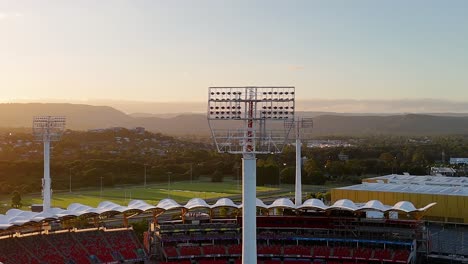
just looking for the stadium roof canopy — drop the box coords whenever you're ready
[0,197,436,230]
[340,182,468,197]
[366,174,468,187]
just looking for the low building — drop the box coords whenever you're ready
[450,158,468,165]
[333,174,468,223]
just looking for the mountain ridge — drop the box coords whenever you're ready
[2,103,468,136]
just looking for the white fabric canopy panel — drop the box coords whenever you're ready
[0,198,436,230]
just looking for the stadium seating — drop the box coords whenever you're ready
[47,232,91,264]
[331,246,352,259]
[354,247,372,260]
[283,260,310,264]
[18,234,65,264]
[198,260,228,264]
[283,245,311,256]
[180,246,203,256]
[0,238,40,264]
[203,245,227,255]
[264,260,282,264]
[74,231,115,263]
[258,244,282,255]
[393,249,410,263]
[104,230,141,259]
[312,246,330,257]
[372,248,392,261]
[163,246,179,258]
[228,244,242,255]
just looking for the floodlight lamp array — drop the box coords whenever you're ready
[33,116,66,141]
[208,87,295,120]
[208,87,296,155]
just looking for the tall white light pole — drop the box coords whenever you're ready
[286,118,313,207]
[208,87,295,264]
[33,116,66,212]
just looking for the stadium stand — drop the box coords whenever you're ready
[154,214,419,264]
[47,232,91,264]
[18,234,65,264]
[0,229,146,264]
[0,237,40,264]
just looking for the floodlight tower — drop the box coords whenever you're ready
[286,117,313,207]
[33,116,66,212]
[208,87,295,264]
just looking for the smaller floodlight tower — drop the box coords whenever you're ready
[33,116,66,212]
[285,117,313,206]
[208,87,295,264]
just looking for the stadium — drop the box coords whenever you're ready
[0,88,457,264]
[0,196,435,264]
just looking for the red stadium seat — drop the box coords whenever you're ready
[372,248,392,261]
[0,238,38,264]
[332,246,352,259]
[284,245,311,256]
[393,249,410,263]
[264,260,282,264]
[163,246,179,258]
[179,246,202,256]
[257,245,282,255]
[354,247,372,260]
[104,230,142,260]
[16,235,65,264]
[228,244,242,255]
[312,246,330,258]
[199,260,228,264]
[74,231,115,262]
[203,245,227,255]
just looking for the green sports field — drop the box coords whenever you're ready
[0,178,279,213]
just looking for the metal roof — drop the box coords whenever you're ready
[367,174,468,187]
[339,182,468,197]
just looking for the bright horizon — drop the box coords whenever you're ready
[1,1,468,103]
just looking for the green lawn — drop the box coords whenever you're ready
[1,178,278,213]
[0,178,344,214]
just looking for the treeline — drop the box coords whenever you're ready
[1,134,468,196]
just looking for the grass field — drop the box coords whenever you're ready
[0,178,279,213]
[0,176,347,214]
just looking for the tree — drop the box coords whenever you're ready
[279,167,295,184]
[379,152,394,165]
[11,190,22,208]
[306,170,327,185]
[211,170,224,182]
[303,158,319,175]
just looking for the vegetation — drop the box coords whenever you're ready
[1,128,468,212]
[11,190,22,208]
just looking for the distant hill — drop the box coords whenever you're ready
[2,103,468,136]
[0,103,133,130]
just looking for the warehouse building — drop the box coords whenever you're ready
[332,174,468,223]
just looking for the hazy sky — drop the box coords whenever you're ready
[1,1,467,102]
